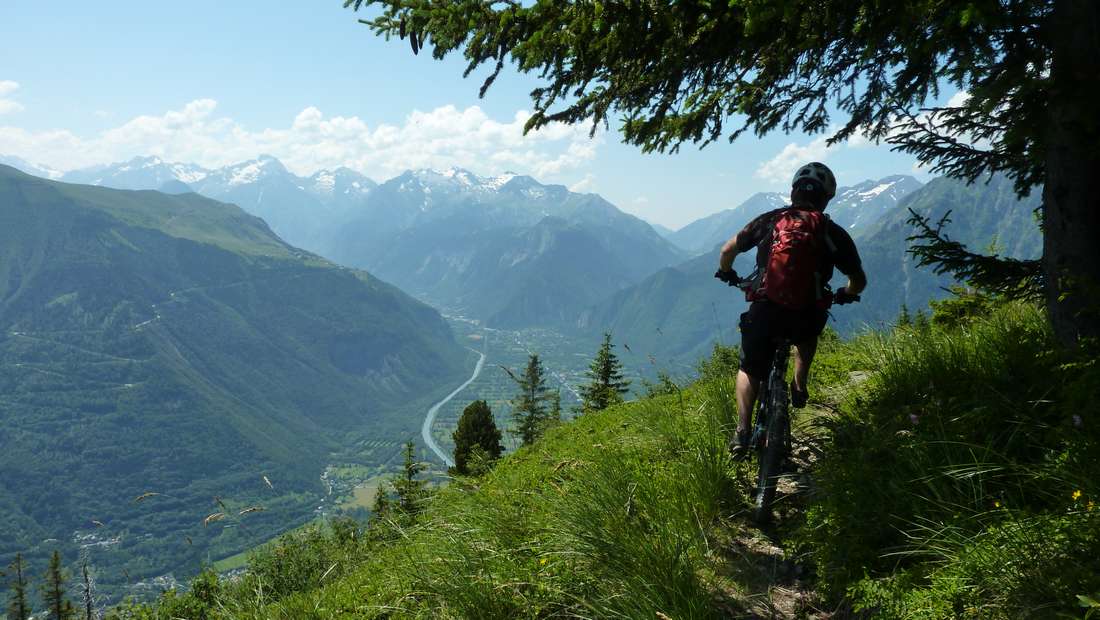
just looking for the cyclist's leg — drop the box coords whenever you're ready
[736,302,776,439]
[736,368,760,433]
[792,338,818,394]
[791,308,829,406]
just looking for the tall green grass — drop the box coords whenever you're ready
[112,369,757,618]
[801,301,1100,617]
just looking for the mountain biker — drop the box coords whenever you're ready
[715,162,867,458]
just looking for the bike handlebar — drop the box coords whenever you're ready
[715,269,862,305]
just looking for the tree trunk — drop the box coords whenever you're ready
[1044,0,1100,345]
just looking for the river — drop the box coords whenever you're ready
[421,346,487,467]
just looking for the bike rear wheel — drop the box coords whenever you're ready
[754,371,789,523]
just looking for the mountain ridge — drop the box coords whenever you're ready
[0,164,468,598]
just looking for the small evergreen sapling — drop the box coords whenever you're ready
[896,304,912,328]
[392,441,427,516]
[503,354,555,446]
[451,400,503,476]
[41,551,73,620]
[4,553,30,620]
[579,333,630,413]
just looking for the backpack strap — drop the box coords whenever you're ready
[821,213,838,254]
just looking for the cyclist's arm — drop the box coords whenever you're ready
[829,221,867,295]
[845,269,867,295]
[718,234,741,272]
[719,212,771,272]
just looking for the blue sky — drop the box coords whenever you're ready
[1,2,940,228]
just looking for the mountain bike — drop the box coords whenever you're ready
[751,336,795,523]
[716,269,859,522]
[750,294,860,523]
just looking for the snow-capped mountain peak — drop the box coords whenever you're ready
[826,175,923,231]
[223,155,287,186]
[485,171,518,190]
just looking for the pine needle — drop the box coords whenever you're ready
[238,506,266,516]
[203,512,226,527]
[133,492,161,503]
[262,475,274,490]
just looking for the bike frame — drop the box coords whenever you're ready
[752,339,794,523]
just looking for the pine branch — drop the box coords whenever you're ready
[906,209,1043,299]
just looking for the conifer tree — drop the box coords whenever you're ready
[897,304,912,328]
[370,484,391,518]
[4,553,30,620]
[579,333,630,413]
[451,400,503,475]
[914,309,931,332]
[391,441,427,516]
[41,551,72,620]
[504,354,554,446]
[347,0,1100,345]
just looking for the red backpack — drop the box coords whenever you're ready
[749,208,832,309]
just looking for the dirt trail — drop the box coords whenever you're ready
[717,403,842,619]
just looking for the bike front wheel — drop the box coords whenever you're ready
[753,382,788,523]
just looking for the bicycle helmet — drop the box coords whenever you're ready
[791,162,837,200]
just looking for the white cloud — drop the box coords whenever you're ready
[0,80,23,115]
[0,99,601,181]
[946,90,971,108]
[754,135,831,184]
[569,173,596,193]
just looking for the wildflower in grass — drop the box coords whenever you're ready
[994,500,1002,508]
[539,558,548,566]
[1073,490,1083,501]
[909,413,920,426]
[1089,501,1095,512]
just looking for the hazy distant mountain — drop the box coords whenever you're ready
[647,221,677,238]
[60,155,378,253]
[326,168,687,326]
[48,157,685,326]
[61,155,208,189]
[837,173,1041,332]
[666,176,922,256]
[0,154,63,179]
[667,192,788,255]
[0,164,466,596]
[827,175,925,234]
[157,179,193,194]
[579,174,1039,369]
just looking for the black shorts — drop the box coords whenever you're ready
[738,301,828,379]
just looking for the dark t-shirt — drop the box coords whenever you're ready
[734,207,862,284]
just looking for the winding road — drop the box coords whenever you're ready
[421,346,486,467]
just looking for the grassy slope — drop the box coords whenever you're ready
[124,300,1100,619]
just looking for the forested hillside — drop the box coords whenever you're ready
[0,165,468,598]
